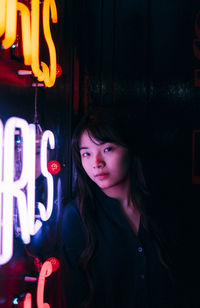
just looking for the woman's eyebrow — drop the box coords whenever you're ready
[79,146,89,150]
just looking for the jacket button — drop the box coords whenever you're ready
[138,247,143,253]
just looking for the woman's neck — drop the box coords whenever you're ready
[101,175,140,235]
[101,175,131,209]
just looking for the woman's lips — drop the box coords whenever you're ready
[95,173,109,179]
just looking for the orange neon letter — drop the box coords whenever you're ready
[0,0,58,88]
[0,0,6,37]
[41,0,58,87]
[31,0,58,87]
[2,0,17,49]
[17,2,32,65]
[31,0,45,82]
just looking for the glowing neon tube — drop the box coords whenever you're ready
[27,124,42,235]
[23,258,59,308]
[17,3,32,66]
[38,130,55,221]
[0,117,16,264]
[31,0,45,81]
[0,0,6,37]
[23,293,32,308]
[41,0,58,87]
[2,0,17,49]
[0,120,3,181]
[37,260,54,308]
[0,120,3,262]
[0,117,55,265]
[4,117,31,245]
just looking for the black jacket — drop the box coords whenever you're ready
[61,189,188,308]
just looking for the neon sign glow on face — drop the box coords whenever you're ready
[0,117,55,265]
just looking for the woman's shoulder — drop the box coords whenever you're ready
[61,200,86,252]
[62,200,80,221]
[62,200,84,233]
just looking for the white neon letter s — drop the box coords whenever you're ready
[38,130,55,221]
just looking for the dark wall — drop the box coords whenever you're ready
[66,0,198,211]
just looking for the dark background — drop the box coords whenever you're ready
[0,0,199,307]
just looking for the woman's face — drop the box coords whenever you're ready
[79,130,131,192]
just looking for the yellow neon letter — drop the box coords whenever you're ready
[31,0,45,81]
[0,0,6,37]
[17,2,32,65]
[41,0,57,87]
[0,0,58,88]
[2,0,17,49]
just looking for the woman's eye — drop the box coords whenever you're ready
[82,152,90,157]
[104,147,112,152]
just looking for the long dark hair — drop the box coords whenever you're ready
[71,105,172,306]
[72,106,149,257]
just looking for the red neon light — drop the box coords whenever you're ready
[56,64,62,78]
[47,160,61,174]
[23,293,32,308]
[23,258,60,308]
[47,256,60,271]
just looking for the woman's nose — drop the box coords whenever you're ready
[93,154,105,169]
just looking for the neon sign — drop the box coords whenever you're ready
[0,0,58,88]
[0,116,55,265]
[23,257,60,308]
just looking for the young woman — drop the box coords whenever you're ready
[61,106,180,308]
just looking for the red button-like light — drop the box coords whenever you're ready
[56,64,62,77]
[47,160,61,174]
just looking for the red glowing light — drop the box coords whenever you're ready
[46,257,60,272]
[47,160,61,174]
[23,293,32,308]
[56,64,62,77]
[23,258,60,308]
